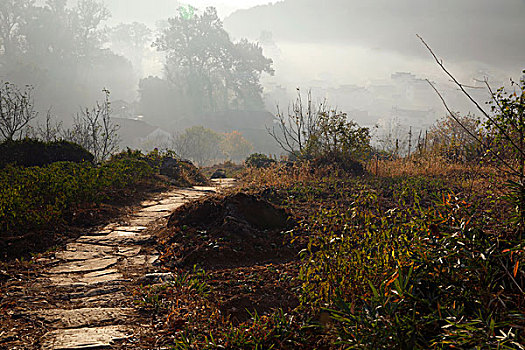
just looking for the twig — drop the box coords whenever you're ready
[425,79,519,177]
[417,34,525,159]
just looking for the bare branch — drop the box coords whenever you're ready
[426,79,519,176]
[417,34,525,159]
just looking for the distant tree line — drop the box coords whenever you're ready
[0,1,274,130]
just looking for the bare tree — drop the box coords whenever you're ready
[0,82,38,141]
[33,109,63,142]
[65,89,119,161]
[267,89,325,157]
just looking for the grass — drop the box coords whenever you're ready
[150,156,524,348]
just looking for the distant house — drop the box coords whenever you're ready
[113,117,158,149]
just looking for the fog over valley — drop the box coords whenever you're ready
[2,0,524,157]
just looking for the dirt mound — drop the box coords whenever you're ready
[161,193,295,269]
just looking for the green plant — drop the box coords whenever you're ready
[245,153,276,168]
[267,89,370,163]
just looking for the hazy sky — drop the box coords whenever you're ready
[102,0,275,24]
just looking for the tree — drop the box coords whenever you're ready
[221,130,253,161]
[0,82,37,141]
[72,0,110,56]
[0,0,35,58]
[172,126,222,166]
[153,7,273,115]
[65,89,120,162]
[426,113,483,162]
[109,22,152,75]
[268,89,370,161]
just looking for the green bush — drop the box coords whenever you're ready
[0,139,94,168]
[0,157,153,235]
[298,177,524,348]
[245,153,276,168]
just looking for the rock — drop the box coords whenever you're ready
[36,308,134,329]
[46,269,127,287]
[41,325,131,350]
[137,272,174,285]
[211,168,227,179]
[111,226,147,233]
[77,233,152,246]
[48,258,118,274]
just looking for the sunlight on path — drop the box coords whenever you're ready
[10,179,234,349]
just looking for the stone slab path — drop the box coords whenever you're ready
[2,179,234,350]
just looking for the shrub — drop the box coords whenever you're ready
[245,153,276,168]
[0,139,94,168]
[0,157,153,236]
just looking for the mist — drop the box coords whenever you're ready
[2,0,524,157]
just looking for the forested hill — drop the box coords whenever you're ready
[224,0,525,68]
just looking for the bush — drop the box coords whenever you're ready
[0,157,153,236]
[245,153,276,168]
[0,139,94,168]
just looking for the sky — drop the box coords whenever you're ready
[102,0,276,24]
[33,0,525,132]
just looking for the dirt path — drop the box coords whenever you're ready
[0,179,234,350]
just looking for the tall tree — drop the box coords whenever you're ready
[153,7,273,115]
[0,0,35,59]
[109,22,152,75]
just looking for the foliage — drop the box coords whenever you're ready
[296,175,524,348]
[221,131,253,162]
[171,126,223,166]
[173,309,312,350]
[0,157,153,236]
[268,89,370,162]
[64,89,120,162]
[0,0,136,114]
[0,138,94,168]
[425,113,484,162]
[419,37,525,238]
[485,75,525,236]
[245,153,276,168]
[153,7,273,114]
[0,82,37,141]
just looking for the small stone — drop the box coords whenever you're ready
[137,272,174,285]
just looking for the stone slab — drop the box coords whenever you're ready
[115,246,142,257]
[55,250,109,262]
[46,269,126,287]
[69,285,124,300]
[77,234,152,247]
[37,308,133,329]
[192,186,217,192]
[123,255,159,267]
[111,226,147,233]
[159,197,185,205]
[75,292,128,307]
[41,325,131,350]
[65,243,115,254]
[48,258,118,274]
[132,211,169,218]
[140,204,180,212]
[140,200,159,207]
